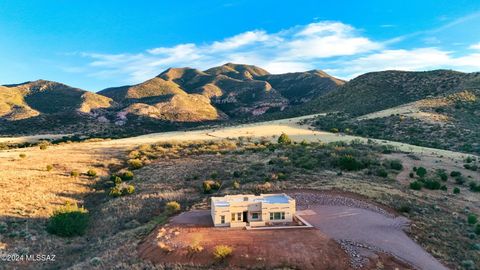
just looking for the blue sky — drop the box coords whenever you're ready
[1,0,480,91]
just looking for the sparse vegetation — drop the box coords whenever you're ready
[70,170,80,177]
[213,245,233,260]
[127,159,143,170]
[19,153,26,158]
[165,201,181,215]
[277,133,292,144]
[46,164,53,171]
[86,169,97,177]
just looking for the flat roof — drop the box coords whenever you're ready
[213,193,292,207]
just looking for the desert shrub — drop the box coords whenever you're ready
[453,187,460,194]
[410,181,422,190]
[19,153,26,159]
[337,155,365,171]
[465,156,475,163]
[440,185,447,191]
[475,224,480,235]
[469,182,480,192]
[121,170,134,181]
[409,172,414,178]
[467,214,478,225]
[423,179,441,190]
[70,170,80,177]
[385,159,403,170]
[376,168,388,178]
[46,164,53,172]
[86,169,97,177]
[436,169,448,181]
[416,167,427,178]
[213,245,233,260]
[233,180,240,189]
[455,176,466,185]
[397,204,411,213]
[256,182,273,192]
[127,159,143,170]
[110,175,122,185]
[39,144,48,150]
[464,164,478,171]
[330,128,339,133]
[450,171,462,177]
[277,133,292,144]
[188,240,204,253]
[109,183,135,197]
[203,180,221,194]
[128,150,141,159]
[46,202,89,237]
[166,201,181,214]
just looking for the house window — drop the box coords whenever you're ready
[237,212,242,221]
[251,213,259,219]
[220,215,225,224]
[231,213,236,221]
[270,212,285,220]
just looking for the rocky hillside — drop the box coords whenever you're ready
[307,70,480,116]
[309,70,480,154]
[0,80,112,120]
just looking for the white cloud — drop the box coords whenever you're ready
[469,42,480,50]
[332,48,480,79]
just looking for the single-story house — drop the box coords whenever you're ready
[210,193,296,227]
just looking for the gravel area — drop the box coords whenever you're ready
[291,191,448,270]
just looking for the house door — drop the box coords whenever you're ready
[243,211,248,222]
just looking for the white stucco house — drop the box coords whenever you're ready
[210,193,296,227]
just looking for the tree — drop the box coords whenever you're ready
[277,133,292,145]
[416,167,427,178]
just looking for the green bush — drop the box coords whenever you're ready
[436,169,448,181]
[213,245,233,260]
[70,170,80,177]
[86,169,97,177]
[19,153,26,159]
[475,224,480,235]
[467,214,477,225]
[409,172,414,178]
[46,164,53,172]
[46,202,89,237]
[165,201,181,214]
[453,187,460,194]
[455,176,466,185]
[450,171,462,177]
[109,183,135,197]
[469,182,480,192]
[121,171,134,181]
[376,168,388,178]
[337,155,364,171]
[203,180,221,194]
[386,159,403,170]
[277,133,292,145]
[423,179,441,190]
[127,159,143,170]
[410,181,422,190]
[416,167,427,178]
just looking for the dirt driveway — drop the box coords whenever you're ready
[291,192,448,270]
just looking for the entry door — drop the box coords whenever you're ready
[243,211,248,222]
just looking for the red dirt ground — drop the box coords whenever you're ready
[138,225,351,270]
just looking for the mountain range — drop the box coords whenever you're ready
[0,63,479,148]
